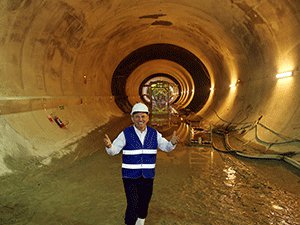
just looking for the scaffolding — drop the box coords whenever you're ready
[149,81,171,127]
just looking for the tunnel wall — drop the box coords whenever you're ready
[0,99,123,175]
[0,1,125,175]
[1,0,300,174]
[197,2,300,153]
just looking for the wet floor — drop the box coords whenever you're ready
[1,118,300,225]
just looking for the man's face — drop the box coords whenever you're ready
[131,112,149,131]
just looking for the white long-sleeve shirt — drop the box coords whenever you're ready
[106,126,176,156]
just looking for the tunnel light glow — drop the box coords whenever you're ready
[83,75,87,84]
[276,71,293,79]
[229,79,240,89]
[229,83,237,88]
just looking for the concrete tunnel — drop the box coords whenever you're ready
[1,0,300,224]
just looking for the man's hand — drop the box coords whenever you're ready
[170,131,180,145]
[104,134,112,148]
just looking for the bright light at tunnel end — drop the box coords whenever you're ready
[276,71,293,79]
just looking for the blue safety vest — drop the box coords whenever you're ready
[122,126,158,179]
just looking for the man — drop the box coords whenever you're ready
[104,102,179,225]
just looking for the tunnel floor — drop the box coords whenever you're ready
[0,117,300,225]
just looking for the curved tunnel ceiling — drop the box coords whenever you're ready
[0,0,300,168]
[111,43,211,113]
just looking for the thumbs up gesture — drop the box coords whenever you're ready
[170,131,180,145]
[104,134,112,148]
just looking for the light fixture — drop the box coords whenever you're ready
[229,79,240,88]
[83,74,87,84]
[276,71,293,79]
[229,83,237,88]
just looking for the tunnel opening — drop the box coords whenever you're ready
[112,43,211,113]
[148,80,173,127]
[138,74,182,128]
[139,73,181,105]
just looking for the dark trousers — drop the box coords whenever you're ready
[122,177,154,225]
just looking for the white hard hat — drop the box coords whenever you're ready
[131,103,149,115]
